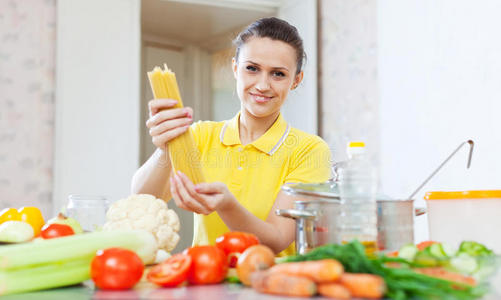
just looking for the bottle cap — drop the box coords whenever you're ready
[348,141,365,148]
[347,141,366,156]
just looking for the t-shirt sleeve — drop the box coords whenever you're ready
[284,137,333,184]
[189,120,205,152]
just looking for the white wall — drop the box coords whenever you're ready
[211,47,241,122]
[379,1,501,240]
[0,0,56,217]
[279,0,318,134]
[319,0,379,164]
[54,0,141,213]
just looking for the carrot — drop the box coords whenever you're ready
[339,273,386,299]
[318,283,351,299]
[269,259,344,283]
[413,267,476,286]
[250,270,317,297]
[416,240,438,251]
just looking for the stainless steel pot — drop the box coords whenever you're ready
[277,182,425,254]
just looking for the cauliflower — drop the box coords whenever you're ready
[103,194,181,253]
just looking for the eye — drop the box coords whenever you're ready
[246,65,258,72]
[272,71,286,77]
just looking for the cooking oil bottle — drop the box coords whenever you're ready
[338,141,378,256]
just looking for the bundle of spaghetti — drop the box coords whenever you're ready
[147,64,206,184]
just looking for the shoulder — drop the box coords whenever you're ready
[282,127,332,183]
[190,120,225,138]
[191,119,224,131]
[286,127,331,155]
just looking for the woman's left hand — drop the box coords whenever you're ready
[170,171,236,215]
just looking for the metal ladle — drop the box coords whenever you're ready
[408,140,475,200]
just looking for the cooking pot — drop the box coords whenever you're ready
[276,182,425,254]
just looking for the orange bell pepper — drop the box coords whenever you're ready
[0,206,45,236]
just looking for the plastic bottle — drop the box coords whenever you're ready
[337,141,378,255]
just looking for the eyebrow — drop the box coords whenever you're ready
[244,60,289,72]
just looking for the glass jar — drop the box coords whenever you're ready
[66,195,110,232]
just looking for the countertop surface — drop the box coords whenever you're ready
[0,281,324,300]
[2,278,501,300]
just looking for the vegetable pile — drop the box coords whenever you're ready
[282,241,491,300]
[146,231,260,287]
[235,242,387,299]
[0,198,497,300]
[395,240,498,283]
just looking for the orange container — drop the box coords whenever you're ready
[425,190,501,252]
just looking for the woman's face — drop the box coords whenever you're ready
[233,37,303,119]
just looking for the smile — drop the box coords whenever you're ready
[250,93,273,103]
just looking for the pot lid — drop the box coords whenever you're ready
[281,182,340,199]
[282,182,399,202]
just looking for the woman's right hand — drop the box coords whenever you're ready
[145,99,193,151]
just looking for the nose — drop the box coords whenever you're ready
[255,73,271,91]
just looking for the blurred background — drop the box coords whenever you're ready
[1,0,501,251]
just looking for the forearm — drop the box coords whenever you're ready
[217,201,292,254]
[131,148,173,201]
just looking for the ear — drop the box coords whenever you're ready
[232,57,238,79]
[291,71,304,90]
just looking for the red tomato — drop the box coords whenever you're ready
[40,223,74,239]
[147,253,192,287]
[215,232,259,267]
[91,247,144,290]
[183,245,228,284]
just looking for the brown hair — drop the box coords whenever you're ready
[233,17,305,75]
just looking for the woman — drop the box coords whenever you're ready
[132,17,331,255]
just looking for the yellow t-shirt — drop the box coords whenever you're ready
[189,112,332,255]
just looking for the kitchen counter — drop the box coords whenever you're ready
[2,277,501,300]
[1,281,322,300]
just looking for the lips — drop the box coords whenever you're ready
[250,93,273,103]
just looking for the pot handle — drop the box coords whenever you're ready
[275,209,317,220]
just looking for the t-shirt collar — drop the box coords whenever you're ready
[220,111,290,156]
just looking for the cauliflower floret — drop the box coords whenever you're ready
[103,194,181,253]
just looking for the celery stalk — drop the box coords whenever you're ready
[0,230,157,270]
[0,258,91,296]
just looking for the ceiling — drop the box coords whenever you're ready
[141,0,278,46]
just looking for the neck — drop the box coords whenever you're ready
[239,109,280,145]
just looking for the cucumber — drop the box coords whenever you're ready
[441,243,456,257]
[414,249,438,267]
[429,243,447,259]
[398,244,418,261]
[450,253,478,274]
